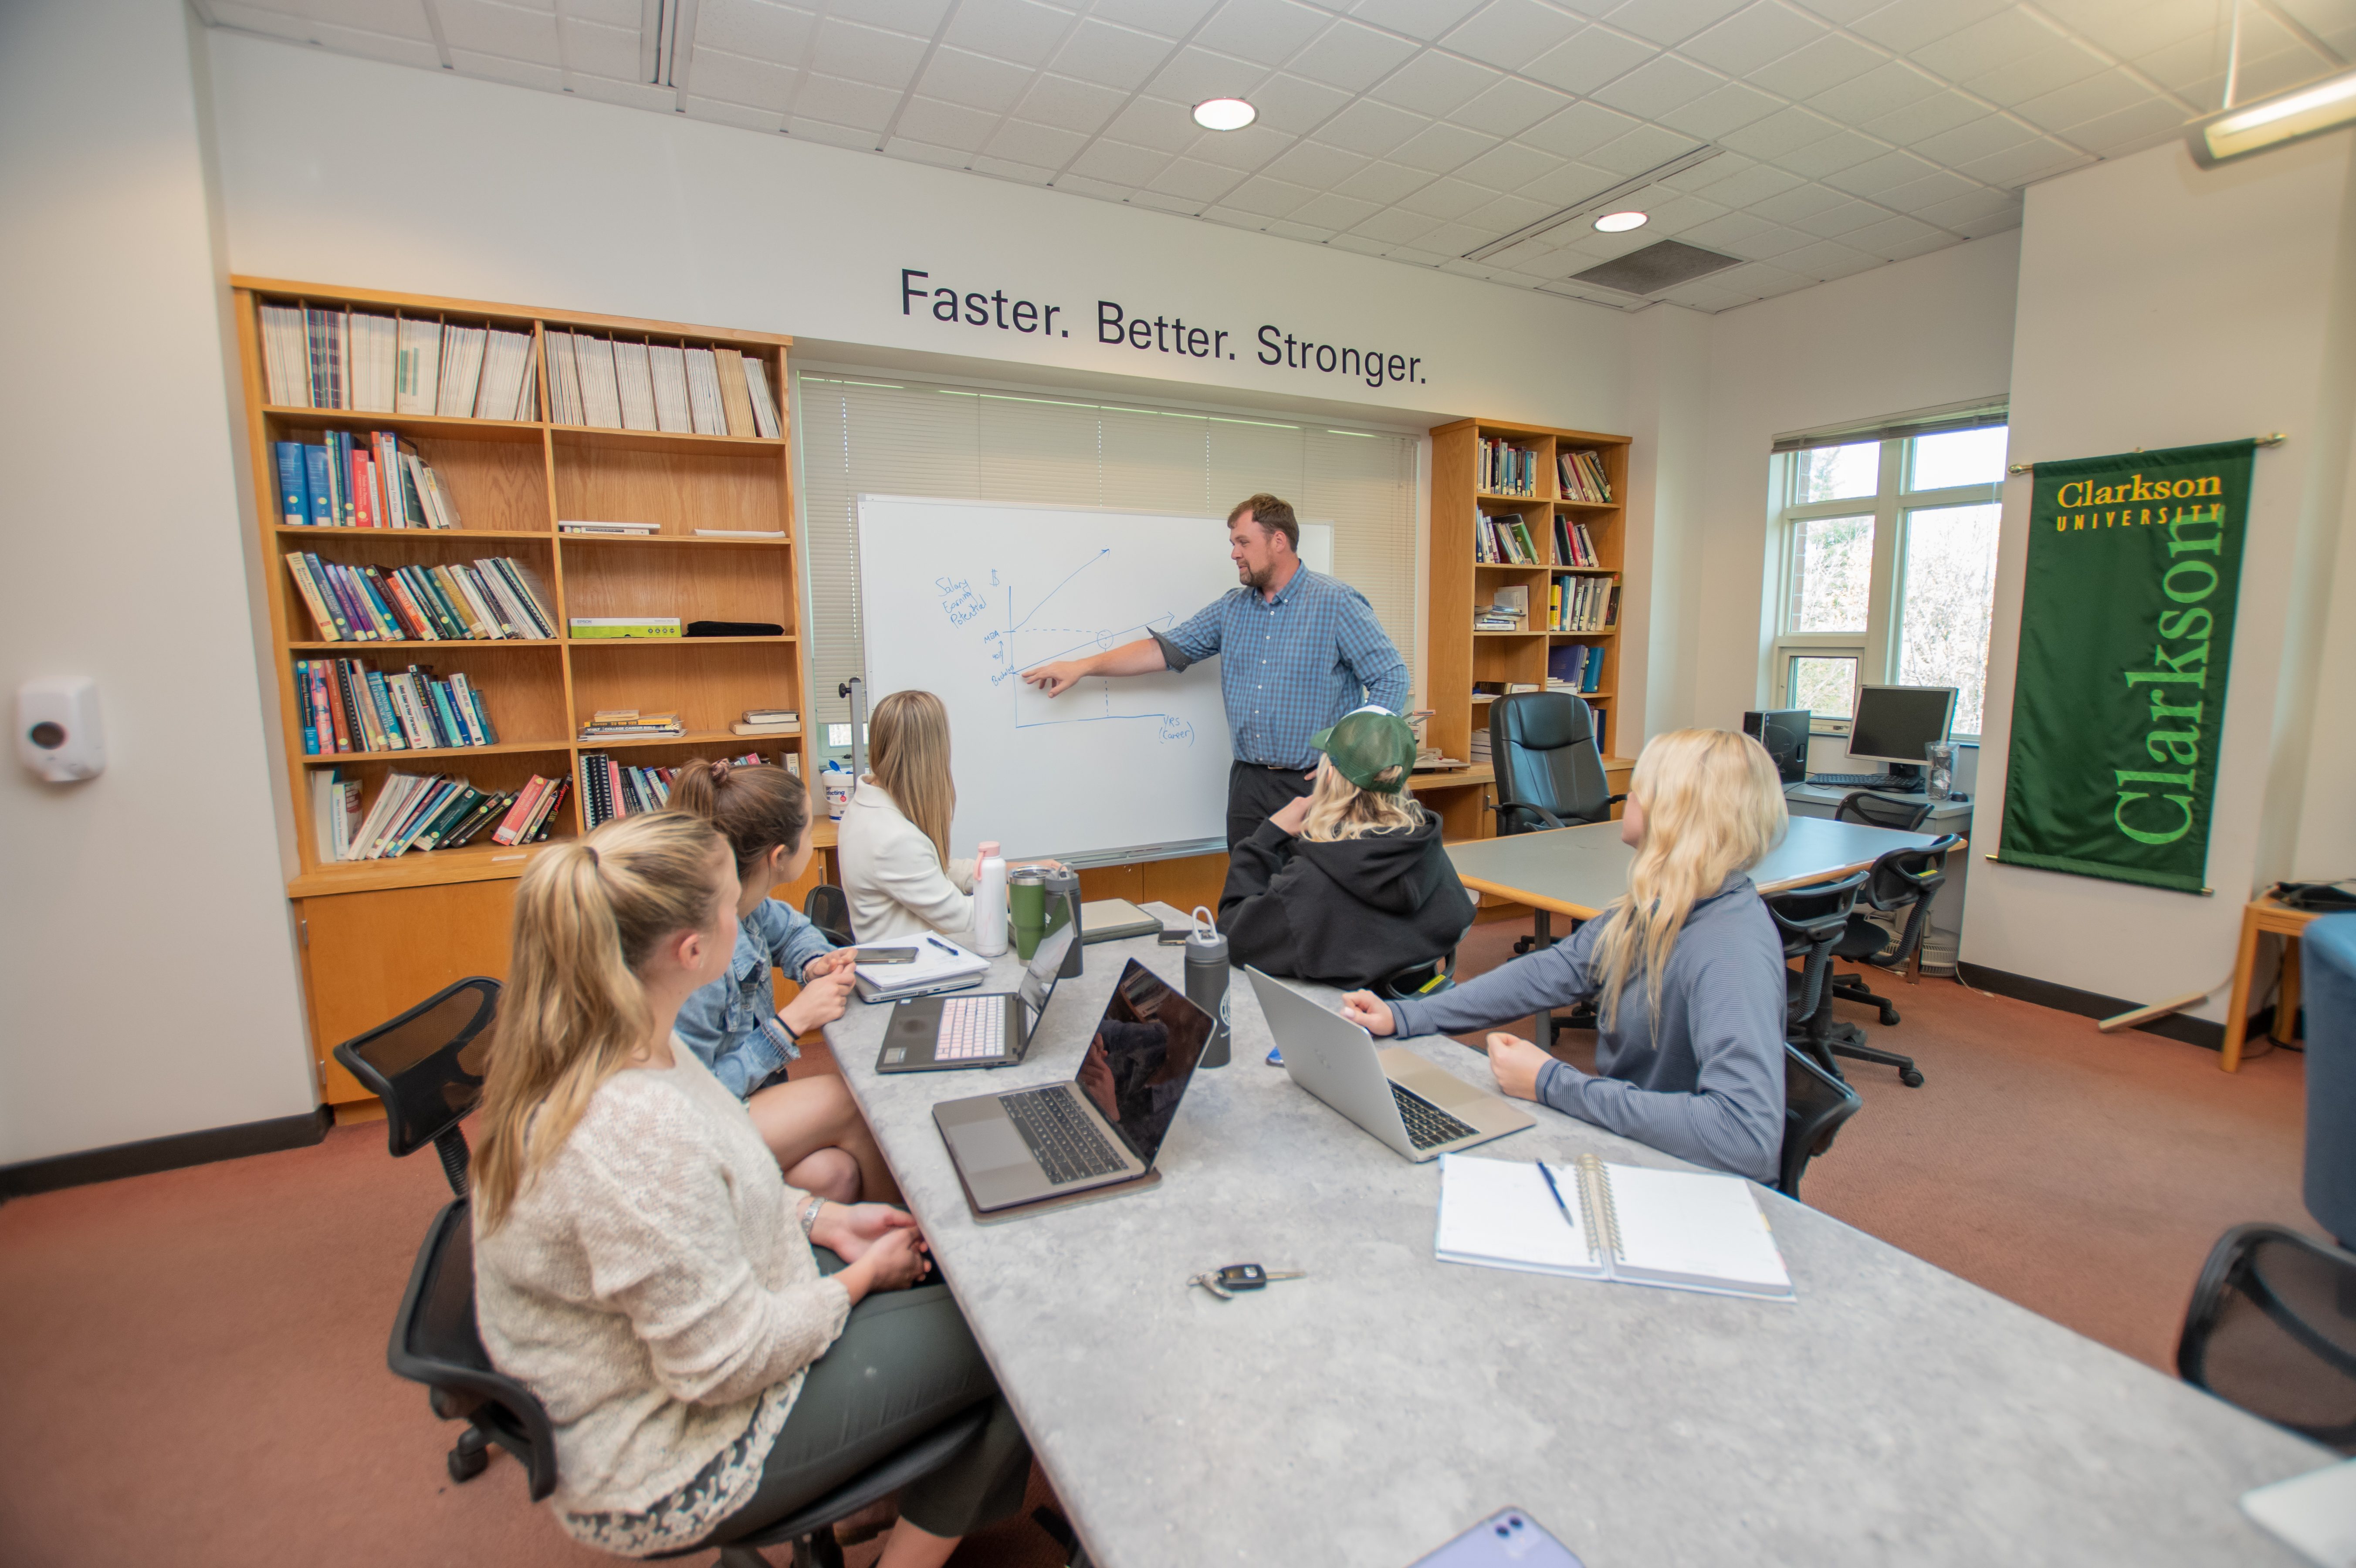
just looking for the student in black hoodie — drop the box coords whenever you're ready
[1218,707,1474,991]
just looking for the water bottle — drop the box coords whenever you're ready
[1009,868,1047,960]
[1183,904,1231,1069]
[1043,866,1084,978]
[972,841,1009,957]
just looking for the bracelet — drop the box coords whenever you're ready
[800,1199,823,1237]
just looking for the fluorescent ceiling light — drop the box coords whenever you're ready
[1193,98,1256,131]
[1593,211,1649,233]
[2187,65,2356,166]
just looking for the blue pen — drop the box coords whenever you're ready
[1535,1161,1577,1232]
[923,934,962,958]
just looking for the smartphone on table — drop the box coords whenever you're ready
[1409,1509,1582,1568]
[850,946,917,964]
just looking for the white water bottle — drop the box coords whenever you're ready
[972,841,1009,956]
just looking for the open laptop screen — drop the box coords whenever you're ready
[1015,923,1077,1035]
[1073,960,1212,1167]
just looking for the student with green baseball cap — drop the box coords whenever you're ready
[1216,706,1473,994]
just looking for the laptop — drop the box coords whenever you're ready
[1246,966,1533,1162]
[934,958,1213,1211]
[876,923,1076,1074]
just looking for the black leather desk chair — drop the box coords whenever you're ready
[2178,1223,2356,1453]
[1487,693,1626,1047]
[1780,1044,1861,1203]
[1809,835,1961,1087]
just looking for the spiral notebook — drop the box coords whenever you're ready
[1435,1152,1794,1301]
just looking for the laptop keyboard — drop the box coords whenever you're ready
[1001,1087,1127,1185]
[935,996,1007,1061]
[1391,1081,1479,1150]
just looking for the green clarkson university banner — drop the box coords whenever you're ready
[1997,439,2254,892]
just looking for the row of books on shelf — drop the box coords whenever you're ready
[577,749,798,830]
[1476,514,1540,564]
[274,431,463,530]
[1557,449,1613,504]
[284,552,556,642]
[546,333,782,438]
[1547,643,1607,694]
[559,520,788,540]
[1553,515,1603,568]
[1479,438,1540,496]
[311,769,569,862]
[261,307,537,421]
[1550,576,1621,632]
[297,657,498,755]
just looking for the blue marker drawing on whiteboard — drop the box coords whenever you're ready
[974,551,1200,745]
[936,576,987,627]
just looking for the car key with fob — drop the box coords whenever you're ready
[1187,1263,1307,1300]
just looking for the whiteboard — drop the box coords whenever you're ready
[856,496,1330,865]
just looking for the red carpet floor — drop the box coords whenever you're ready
[0,929,2310,1566]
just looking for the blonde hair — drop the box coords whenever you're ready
[869,690,956,868]
[474,813,730,1230]
[1589,730,1787,1034]
[1299,756,1423,841]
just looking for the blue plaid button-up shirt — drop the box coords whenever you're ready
[1154,568,1408,770]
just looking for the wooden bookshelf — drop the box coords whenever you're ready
[232,279,807,1103]
[1422,418,1635,841]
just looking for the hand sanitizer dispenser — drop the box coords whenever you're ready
[18,676,104,782]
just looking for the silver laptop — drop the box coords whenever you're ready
[876,923,1075,1074]
[1246,966,1533,1162]
[934,959,1212,1211]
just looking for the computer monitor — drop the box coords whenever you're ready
[1741,709,1810,784]
[1846,685,1957,777]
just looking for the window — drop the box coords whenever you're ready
[1765,419,2007,739]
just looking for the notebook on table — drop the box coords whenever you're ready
[853,936,990,1003]
[1435,1152,1794,1301]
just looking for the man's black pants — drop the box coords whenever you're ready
[1225,760,1316,852]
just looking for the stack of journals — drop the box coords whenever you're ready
[733,708,801,737]
[258,306,537,419]
[294,657,499,754]
[1550,577,1620,632]
[569,617,680,639]
[578,754,679,828]
[1475,515,1539,564]
[545,333,782,438]
[310,769,566,861]
[1547,645,1606,695]
[1552,515,1601,567]
[1557,449,1613,504]
[578,710,684,739]
[275,432,462,530]
[1478,438,1537,496]
[284,553,556,642]
[559,519,659,536]
[1476,585,1528,632]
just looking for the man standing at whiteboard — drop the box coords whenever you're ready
[1021,493,1410,850]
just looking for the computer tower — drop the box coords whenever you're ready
[1742,709,1810,784]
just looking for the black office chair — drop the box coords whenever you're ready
[332,975,500,1198]
[1487,693,1625,1041]
[1779,1044,1861,1202]
[1834,790,1932,831]
[2177,1223,2356,1453]
[1811,835,1963,1087]
[804,883,853,947]
[1762,869,1871,1081]
[1372,949,1456,1002]
[389,1201,1007,1567]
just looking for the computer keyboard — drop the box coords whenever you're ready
[1390,1081,1479,1150]
[1002,1087,1126,1184]
[1808,772,1917,791]
[934,996,1008,1060]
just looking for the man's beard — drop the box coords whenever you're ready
[1239,560,1275,592]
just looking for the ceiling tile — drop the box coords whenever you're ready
[1186,122,1295,171]
[559,0,640,25]
[1909,8,2066,84]
[436,0,560,64]
[1449,77,1576,138]
[893,94,996,146]
[1952,207,2024,239]
[1842,213,1949,253]
[1872,168,1982,211]
[1104,95,1212,152]
[1384,245,1454,267]
[1632,190,1730,231]
[1605,0,1755,48]
[1954,139,2094,187]
[795,72,903,132]
[2045,0,2215,61]
[1584,121,1709,173]
[1678,1,1826,76]
[1369,51,1503,118]
[1263,138,1374,186]
[1146,155,1246,201]
[1662,148,1753,188]
[941,0,1077,68]
[1677,209,1780,249]
[971,153,1057,183]
[1655,280,1754,310]
[1349,206,1443,244]
[1806,58,1942,123]
[690,48,795,110]
[1588,53,1726,118]
[1520,99,1647,159]
[1912,186,2020,227]
[1960,41,2107,108]
[1715,103,1843,160]
[1518,159,1628,204]
[695,0,817,61]
[1441,0,1591,68]
[1201,204,1275,231]
[1462,191,1561,233]
[572,74,677,112]
[1048,17,1177,91]
[1147,44,1268,102]
[1263,216,1338,242]
[1654,79,1785,139]
[1390,119,1503,172]
[1743,182,1851,222]
[1315,98,1433,156]
[1455,139,1573,192]
[1286,18,1420,92]
[882,135,973,167]
[1789,196,1887,237]
[1522,25,1659,96]
[1680,157,1806,206]
[1326,233,1391,257]
[452,47,565,90]
[1246,72,1355,134]
[1090,0,1214,31]
[1713,259,1817,296]
[1343,0,1488,42]
[559,17,639,79]
[789,116,885,149]
[1820,148,1940,197]
[1194,0,1333,67]
[812,17,930,88]
[1051,172,1136,200]
[1290,190,1387,228]
[1910,112,2038,165]
[1857,88,1987,143]
[1847,0,2011,55]
[1421,220,1504,255]
[1070,138,1172,183]
[917,47,1036,113]
[1014,74,1128,135]
[1712,220,1818,259]
[2008,69,2153,135]
[1777,237,1881,278]
[2065,97,2195,154]
[1129,189,1207,214]
[1396,176,1498,220]
[1221,174,1320,217]
[1746,31,1887,98]
[988,118,1089,167]
[210,0,437,47]
[1331,159,1432,203]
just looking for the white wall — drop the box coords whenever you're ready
[1968,132,2356,1019]
[0,0,316,1165]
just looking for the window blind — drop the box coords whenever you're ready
[793,371,1420,764]
[1769,397,2010,453]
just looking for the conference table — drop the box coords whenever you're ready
[823,932,2322,1568]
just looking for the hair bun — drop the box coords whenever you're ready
[710,760,731,783]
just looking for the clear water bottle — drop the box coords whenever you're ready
[1184,904,1230,1069]
[972,841,1008,956]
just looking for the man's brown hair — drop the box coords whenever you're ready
[1227,493,1298,550]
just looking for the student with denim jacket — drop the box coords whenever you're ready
[670,759,894,1203]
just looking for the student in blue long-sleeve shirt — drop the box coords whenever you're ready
[669,758,894,1202]
[1340,729,1791,1184]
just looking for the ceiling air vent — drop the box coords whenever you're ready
[1568,240,1742,296]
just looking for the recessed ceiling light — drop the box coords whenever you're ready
[1593,211,1649,233]
[1193,98,1256,131]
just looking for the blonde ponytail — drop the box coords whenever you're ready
[1588,730,1787,1034]
[474,813,728,1230]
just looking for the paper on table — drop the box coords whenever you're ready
[1435,1156,1604,1279]
[856,936,986,991]
[2243,1458,2356,1566]
[1603,1163,1791,1295]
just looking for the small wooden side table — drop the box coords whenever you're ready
[2221,897,2321,1071]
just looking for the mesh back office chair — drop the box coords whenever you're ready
[1763,870,1871,1080]
[2303,915,2356,1247]
[1834,791,1933,832]
[1808,836,1962,1088]
[804,884,854,946]
[1487,693,1626,1044]
[2178,1223,2356,1453]
[332,975,499,1198]
[1779,1044,1862,1203]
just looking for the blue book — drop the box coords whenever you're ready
[304,445,335,526]
[274,443,309,528]
[293,659,319,754]
[457,676,498,745]
[362,670,407,748]
[427,678,467,748]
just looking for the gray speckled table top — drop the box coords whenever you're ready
[824,935,2326,1568]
